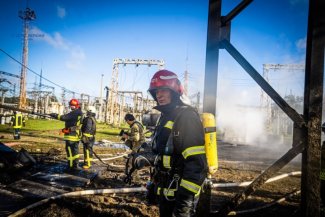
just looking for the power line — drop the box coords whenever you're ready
[0,48,97,99]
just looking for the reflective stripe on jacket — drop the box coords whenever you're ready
[11,114,23,129]
[58,108,83,141]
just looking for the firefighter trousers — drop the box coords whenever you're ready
[83,137,94,167]
[13,128,21,140]
[158,188,199,217]
[65,140,80,168]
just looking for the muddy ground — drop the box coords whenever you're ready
[0,132,323,217]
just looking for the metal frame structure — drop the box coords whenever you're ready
[107,58,165,125]
[0,71,20,113]
[202,0,324,216]
[261,64,305,131]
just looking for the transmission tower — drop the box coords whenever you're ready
[107,58,165,125]
[61,88,66,108]
[260,64,305,131]
[18,7,36,108]
[183,50,189,96]
[184,70,189,96]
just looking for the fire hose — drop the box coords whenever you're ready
[122,153,302,213]
[7,163,301,217]
[8,187,147,217]
[209,171,301,215]
[92,152,129,162]
[212,171,301,188]
[210,189,301,215]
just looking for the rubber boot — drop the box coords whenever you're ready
[83,158,91,169]
[72,160,81,170]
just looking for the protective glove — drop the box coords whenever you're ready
[49,113,58,119]
[133,152,157,169]
[124,152,157,184]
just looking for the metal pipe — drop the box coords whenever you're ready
[8,187,146,217]
[212,171,301,188]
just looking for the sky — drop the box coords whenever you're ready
[0,0,309,103]
[0,0,311,147]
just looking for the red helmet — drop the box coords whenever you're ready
[148,70,183,100]
[69,99,80,108]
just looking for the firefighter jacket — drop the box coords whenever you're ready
[58,108,83,142]
[152,101,208,198]
[126,121,145,151]
[11,113,23,129]
[81,114,96,138]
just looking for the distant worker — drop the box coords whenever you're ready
[147,70,208,216]
[122,113,145,152]
[22,115,27,127]
[81,108,97,169]
[321,122,325,204]
[10,111,23,140]
[50,99,83,170]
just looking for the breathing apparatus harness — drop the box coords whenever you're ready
[124,106,190,201]
[152,105,192,201]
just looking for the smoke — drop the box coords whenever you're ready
[217,80,267,145]
[216,77,293,154]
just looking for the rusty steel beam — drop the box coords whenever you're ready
[203,0,222,115]
[221,0,253,25]
[217,141,305,216]
[221,39,306,128]
[300,0,325,216]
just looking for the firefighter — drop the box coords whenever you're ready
[81,109,96,169]
[50,99,83,169]
[10,111,23,140]
[22,115,27,127]
[122,113,145,153]
[147,69,208,217]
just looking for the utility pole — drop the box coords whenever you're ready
[18,7,36,109]
[104,86,109,123]
[99,74,104,121]
[184,70,189,96]
[61,88,66,110]
[184,49,189,96]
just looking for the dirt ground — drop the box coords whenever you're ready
[1,131,323,217]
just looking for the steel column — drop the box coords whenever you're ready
[301,0,325,216]
[203,0,221,115]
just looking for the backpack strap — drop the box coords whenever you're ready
[164,105,193,155]
[134,121,144,130]
[90,116,96,135]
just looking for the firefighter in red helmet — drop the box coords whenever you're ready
[50,98,83,169]
[147,69,207,217]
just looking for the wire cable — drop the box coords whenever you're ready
[0,48,97,98]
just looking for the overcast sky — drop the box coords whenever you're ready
[0,0,309,106]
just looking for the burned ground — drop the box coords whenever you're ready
[0,131,322,217]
